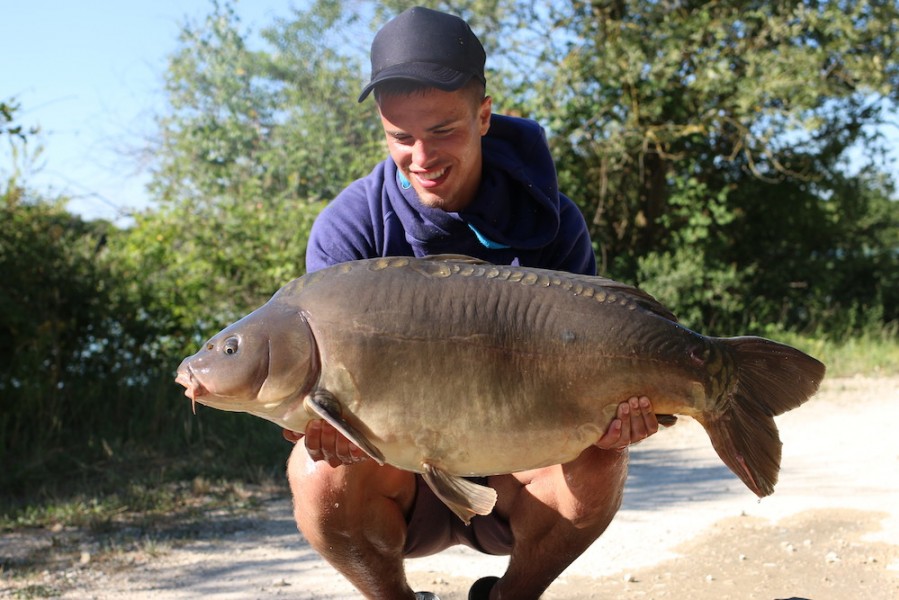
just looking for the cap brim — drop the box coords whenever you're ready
[358,62,474,102]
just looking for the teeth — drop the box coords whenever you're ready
[415,169,445,181]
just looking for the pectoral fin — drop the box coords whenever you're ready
[304,390,385,465]
[421,463,497,525]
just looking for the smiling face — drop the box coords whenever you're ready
[377,85,492,213]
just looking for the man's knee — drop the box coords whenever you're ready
[286,444,415,536]
[564,447,628,529]
[287,444,337,534]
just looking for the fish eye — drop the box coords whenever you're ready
[223,337,239,355]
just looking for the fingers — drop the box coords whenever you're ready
[595,403,628,449]
[595,396,659,450]
[627,396,659,442]
[304,420,325,462]
[304,420,368,467]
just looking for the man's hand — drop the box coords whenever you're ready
[283,421,368,467]
[595,396,660,450]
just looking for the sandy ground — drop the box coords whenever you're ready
[3,375,898,599]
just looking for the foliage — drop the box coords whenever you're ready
[467,0,899,333]
[3,0,898,504]
[1,96,44,189]
[133,0,384,356]
[0,114,291,503]
[138,0,898,336]
[0,191,123,483]
[1,97,40,142]
[1,1,384,500]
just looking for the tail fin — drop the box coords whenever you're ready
[698,336,826,497]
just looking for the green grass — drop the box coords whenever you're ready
[0,438,289,534]
[0,471,283,533]
[768,327,899,378]
[10,584,59,599]
[1,411,291,529]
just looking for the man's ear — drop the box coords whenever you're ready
[479,96,492,136]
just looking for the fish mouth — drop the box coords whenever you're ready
[175,366,208,414]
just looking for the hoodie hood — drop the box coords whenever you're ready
[461,114,561,249]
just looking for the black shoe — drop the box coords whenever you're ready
[468,576,499,600]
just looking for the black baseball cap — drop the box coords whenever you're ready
[358,6,486,102]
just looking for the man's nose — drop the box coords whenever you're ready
[412,139,438,167]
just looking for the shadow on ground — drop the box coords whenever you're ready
[623,445,740,511]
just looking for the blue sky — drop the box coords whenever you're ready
[4,0,291,223]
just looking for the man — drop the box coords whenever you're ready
[285,7,660,599]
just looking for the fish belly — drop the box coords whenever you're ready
[314,329,705,476]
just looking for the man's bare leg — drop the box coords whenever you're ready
[286,397,657,599]
[287,428,418,599]
[484,445,628,599]
[472,396,656,599]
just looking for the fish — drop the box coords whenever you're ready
[175,255,825,524]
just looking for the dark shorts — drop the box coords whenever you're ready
[403,475,513,558]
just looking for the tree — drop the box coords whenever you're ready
[468,0,899,332]
[137,0,899,340]
[1,96,44,195]
[0,186,129,481]
[130,0,385,355]
[1,97,40,142]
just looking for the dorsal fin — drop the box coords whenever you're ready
[578,274,678,322]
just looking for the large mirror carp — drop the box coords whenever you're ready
[176,255,825,523]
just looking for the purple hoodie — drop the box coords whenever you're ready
[306,114,596,276]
